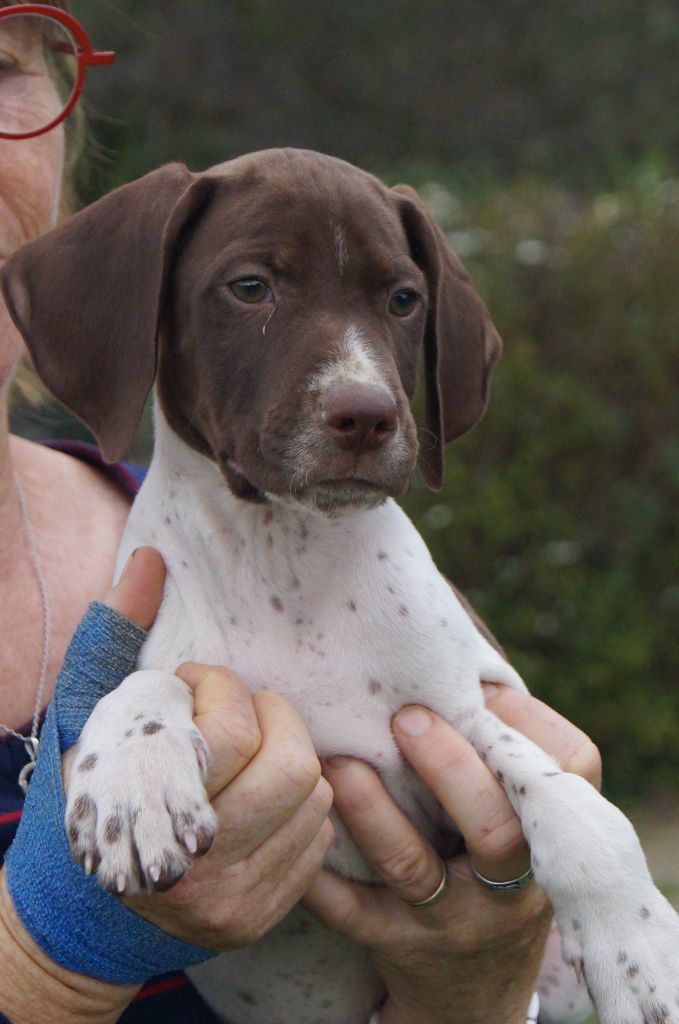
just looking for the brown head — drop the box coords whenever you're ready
[1,149,501,514]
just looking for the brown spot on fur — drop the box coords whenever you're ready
[78,753,98,772]
[104,814,123,844]
[347,599,357,611]
[271,595,284,612]
[72,794,95,821]
[237,991,257,1005]
[142,720,164,735]
[368,678,382,694]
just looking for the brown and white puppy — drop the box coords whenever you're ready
[3,150,677,1024]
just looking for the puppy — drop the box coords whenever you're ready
[4,149,678,1024]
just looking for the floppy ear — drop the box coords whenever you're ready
[1,163,215,462]
[392,184,502,490]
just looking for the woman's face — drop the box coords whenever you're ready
[0,11,65,389]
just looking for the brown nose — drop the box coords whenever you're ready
[321,384,398,452]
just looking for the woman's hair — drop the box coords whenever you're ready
[3,0,87,405]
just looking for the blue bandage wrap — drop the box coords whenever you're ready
[5,601,217,984]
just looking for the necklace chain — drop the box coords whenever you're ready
[0,471,51,790]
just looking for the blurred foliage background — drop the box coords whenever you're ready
[12,0,679,802]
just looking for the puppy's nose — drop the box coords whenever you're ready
[321,384,398,451]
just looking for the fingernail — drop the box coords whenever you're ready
[394,707,432,737]
[324,755,353,770]
[481,682,501,701]
[120,548,138,576]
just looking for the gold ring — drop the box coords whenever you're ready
[404,859,448,908]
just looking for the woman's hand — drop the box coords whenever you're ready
[303,688,601,1024]
[128,663,334,949]
[72,548,334,951]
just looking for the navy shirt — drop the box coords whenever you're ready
[0,442,220,1023]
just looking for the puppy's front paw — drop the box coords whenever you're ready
[65,671,218,895]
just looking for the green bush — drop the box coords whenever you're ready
[401,167,679,800]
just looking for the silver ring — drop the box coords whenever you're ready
[471,862,534,896]
[404,859,448,908]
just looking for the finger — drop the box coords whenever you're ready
[393,707,530,882]
[481,684,602,789]
[302,866,388,945]
[208,690,324,857]
[175,663,262,800]
[55,549,167,752]
[247,784,334,884]
[103,547,166,629]
[254,821,336,937]
[323,756,445,907]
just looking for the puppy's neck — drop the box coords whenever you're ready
[145,402,394,567]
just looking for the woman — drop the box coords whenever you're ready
[0,3,601,1021]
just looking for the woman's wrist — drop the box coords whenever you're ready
[376,987,540,1024]
[0,869,139,1024]
[372,899,550,1024]
[375,992,538,1024]
[376,992,534,1024]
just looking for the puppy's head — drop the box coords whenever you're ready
[2,149,501,514]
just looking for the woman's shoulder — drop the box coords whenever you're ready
[11,435,141,505]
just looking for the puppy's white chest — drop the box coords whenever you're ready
[133,491,505,764]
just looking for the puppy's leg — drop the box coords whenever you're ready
[65,670,217,894]
[459,707,679,1024]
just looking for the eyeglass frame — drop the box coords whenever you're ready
[0,3,115,140]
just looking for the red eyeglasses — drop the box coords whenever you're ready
[0,3,115,139]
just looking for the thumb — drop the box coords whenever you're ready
[176,663,262,799]
[103,547,166,630]
[53,548,166,751]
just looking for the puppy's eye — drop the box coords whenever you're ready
[389,289,419,317]
[230,278,272,304]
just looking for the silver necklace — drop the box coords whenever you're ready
[0,472,51,793]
